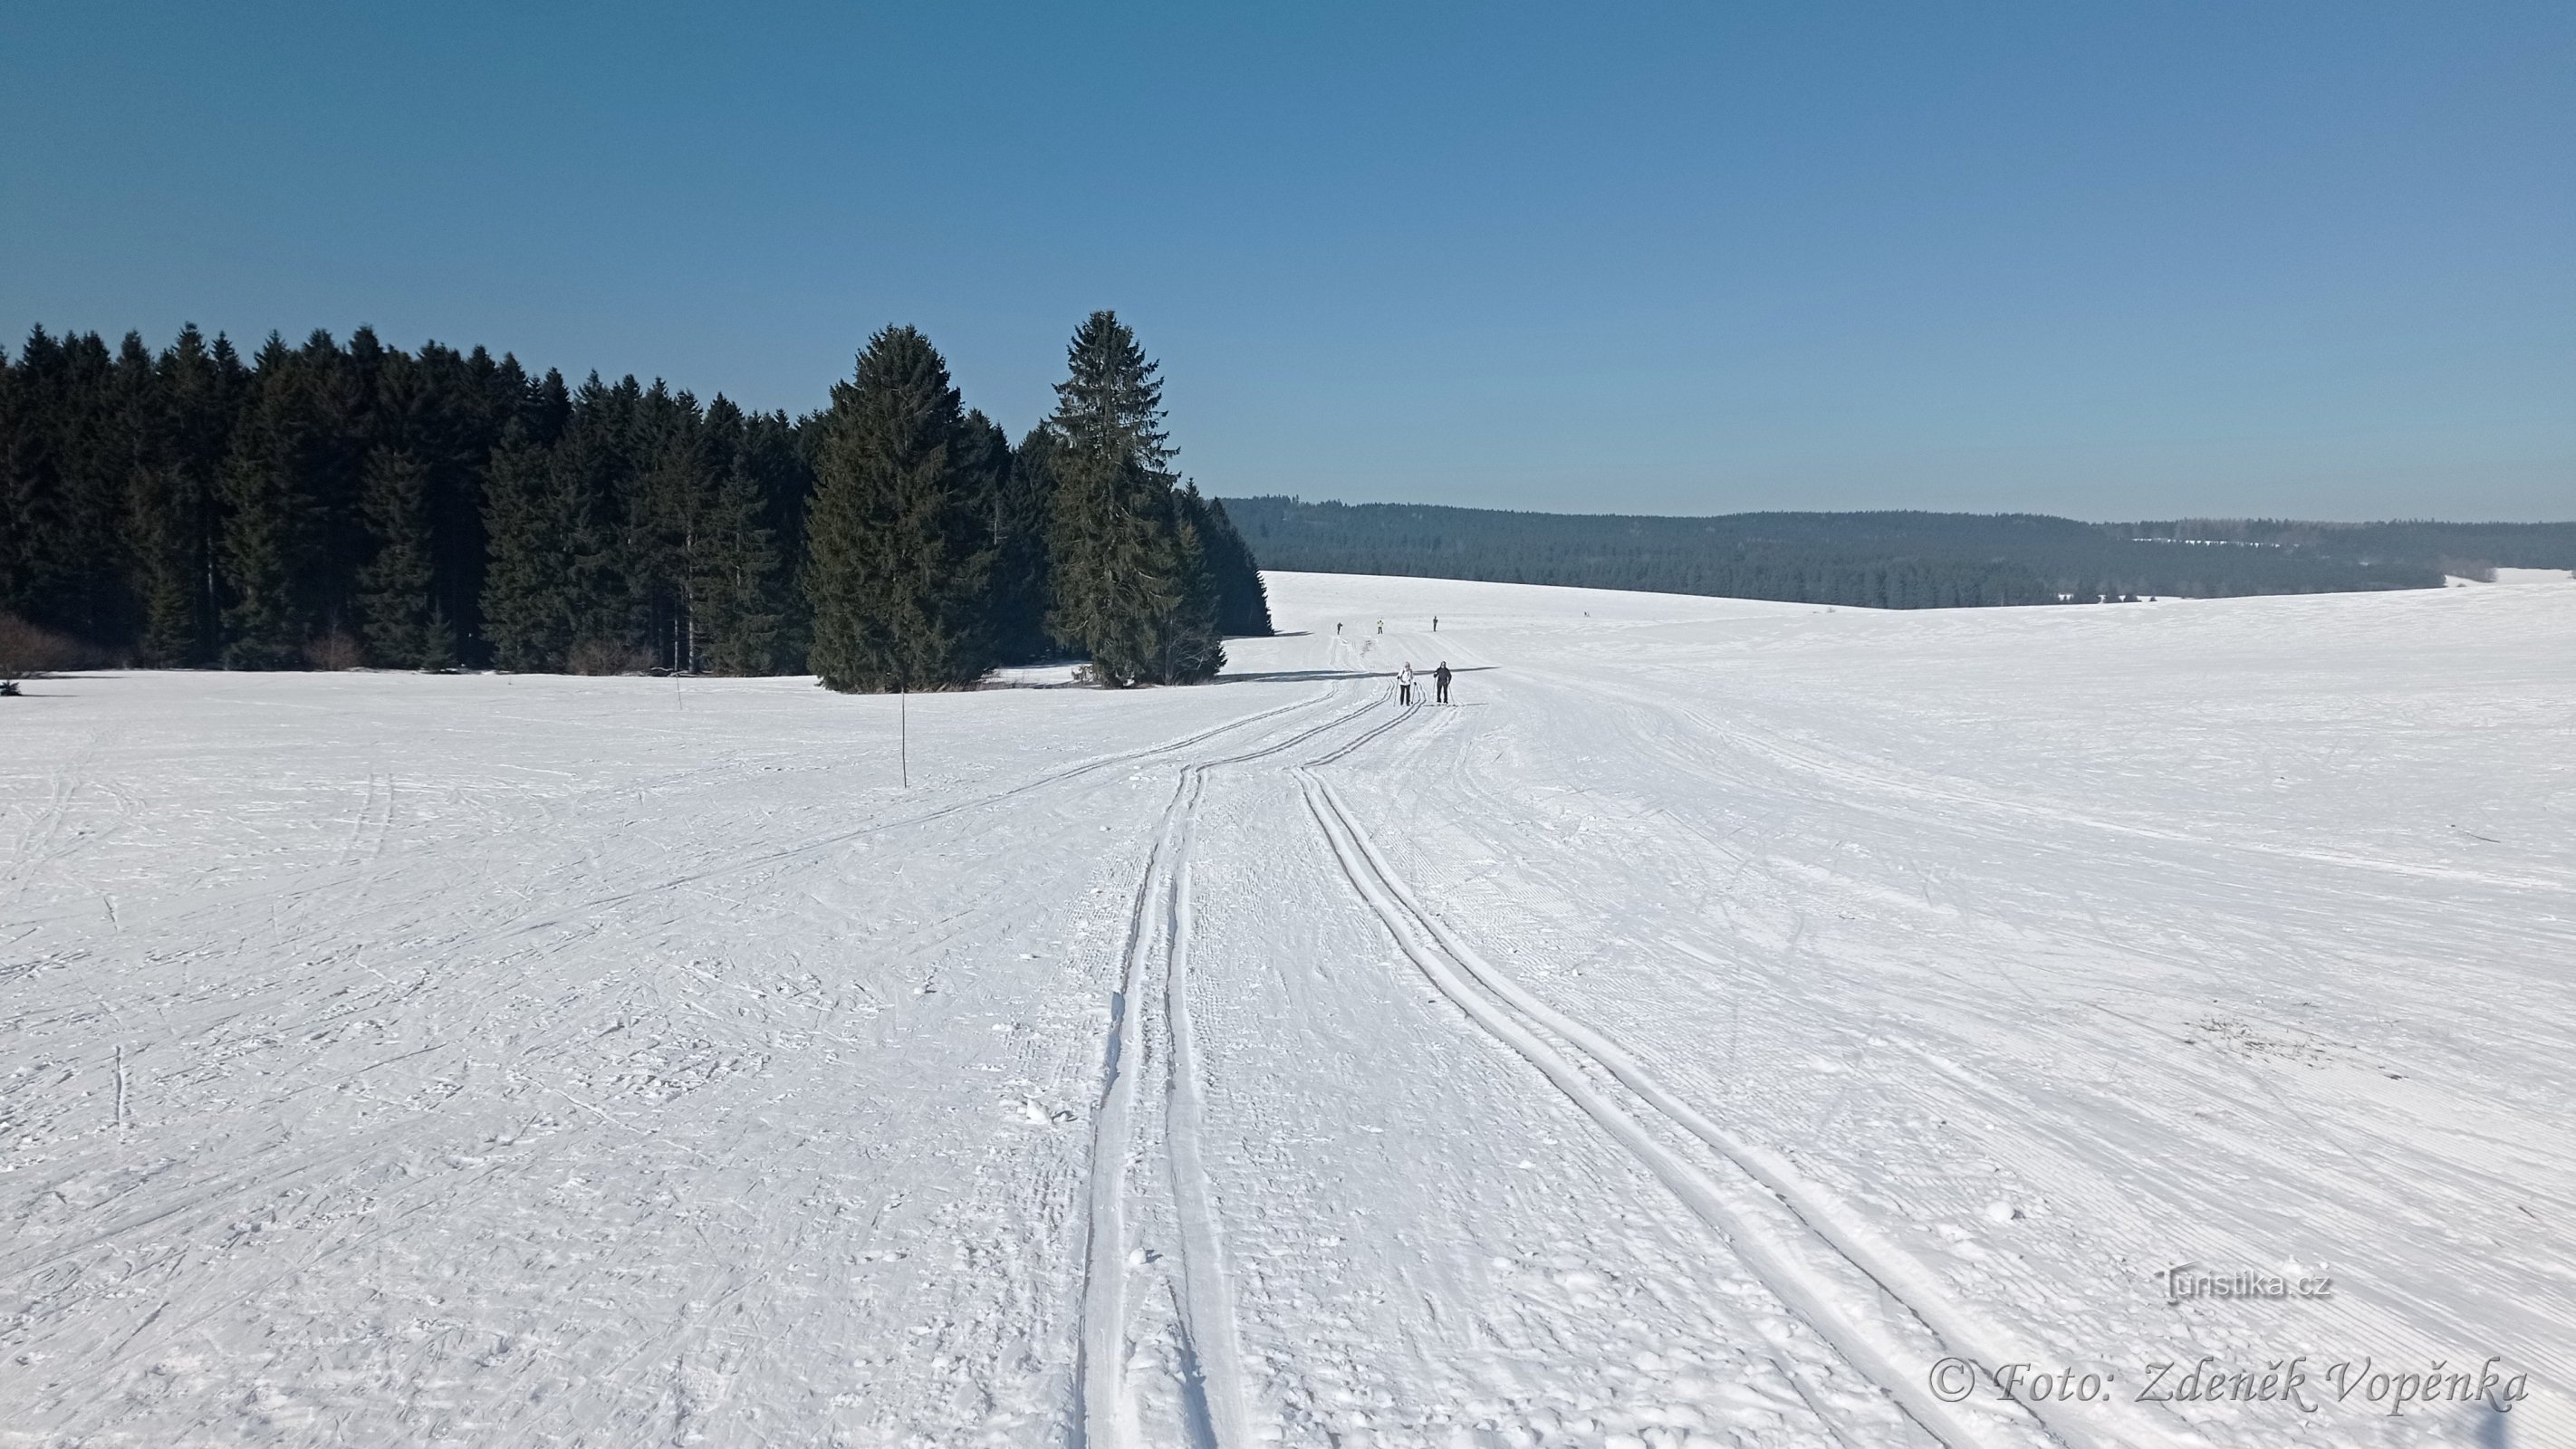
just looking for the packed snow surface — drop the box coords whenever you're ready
[5,571,2572,1448]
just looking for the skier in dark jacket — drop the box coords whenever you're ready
[1434,661,1452,704]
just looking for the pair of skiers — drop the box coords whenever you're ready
[1396,661,1452,705]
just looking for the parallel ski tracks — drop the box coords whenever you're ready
[1076,686,1416,1448]
[1299,772,2201,1449]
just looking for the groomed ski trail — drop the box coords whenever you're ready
[1300,770,2216,1449]
[1077,685,1419,1446]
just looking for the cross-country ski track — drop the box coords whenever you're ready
[4,570,2571,1447]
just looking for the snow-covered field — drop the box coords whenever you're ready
[5,571,2571,1448]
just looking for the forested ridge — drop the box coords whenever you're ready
[0,312,1269,687]
[1222,497,2576,608]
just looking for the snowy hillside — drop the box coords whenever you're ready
[5,571,2571,1447]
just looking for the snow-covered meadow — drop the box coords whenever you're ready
[4,571,2571,1448]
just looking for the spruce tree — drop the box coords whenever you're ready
[1159,484,1226,680]
[987,424,1057,663]
[356,447,440,667]
[1043,312,1224,685]
[804,326,995,692]
[690,399,786,675]
[146,325,240,664]
[1194,491,1273,637]
[216,336,306,668]
[478,433,580,670]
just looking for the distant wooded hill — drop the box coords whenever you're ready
[1219,498,2576,609]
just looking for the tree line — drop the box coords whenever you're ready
[0,311,1269,687]
[1216,498,2532,607]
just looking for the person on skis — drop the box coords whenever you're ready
[1397,662,1415,705]
[1434,661,1452,704]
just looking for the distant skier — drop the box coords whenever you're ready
[1398,662,1414,705]
[1434,661,1452,704]
[1432,616,1439,632]
[1334,621,1342,636]
[1376,619,1383,635]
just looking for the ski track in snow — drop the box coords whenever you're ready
[4,571,2572,1447]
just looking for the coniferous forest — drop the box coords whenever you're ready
[0,311,1272,688]
[1221,498,2576,608]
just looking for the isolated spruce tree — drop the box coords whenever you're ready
[355,448,442,667]
[1043,311,1225,685]
[804,326,996,692]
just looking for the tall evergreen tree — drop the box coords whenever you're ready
[688,398,787,675]
[479,430,587,671]
[356,448,448,667]
[216,335,311,668]
[804,326,995,692]
[987,424,1058,662]
[1159,483,1227,680]
[1043,311,1221,685]
[0,329,139,649]
[1193,491,1273,637]
[139,326,241,663]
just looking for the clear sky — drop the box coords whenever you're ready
[5,3,2569,520]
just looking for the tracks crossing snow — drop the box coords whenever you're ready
[1076,686,1417,1447]
[1300,772,2205,1449]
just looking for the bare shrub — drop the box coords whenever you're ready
[301,631,364,671]
[566,638,655,677]
[0,613,114,676]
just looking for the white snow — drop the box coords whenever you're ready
[5,569,2571,1447]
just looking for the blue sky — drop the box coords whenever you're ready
[5,3,2569,520]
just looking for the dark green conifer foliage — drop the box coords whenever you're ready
[129,326,241,663]
[478,433,582,671]
[357,448,443,667]
[1,329,139,648]
[539,375,646,670]
[804,326,995,692]
[737,407,816,664]
[1159,484,1227,680]
[689,398,787,675]
[1,314,1274,677]
[987,425,1058,662]
[216,336,309,668]
[1188,488,1272,637]
[119,330,198,666]
[128,458,199,665]
[1043,312,1223,685]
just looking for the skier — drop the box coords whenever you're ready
[1434,661,1452,704]
[1376,619,1383,635]
[1334,621,1342,636]
[1398,662,1415,705]
[1432,616,1439,632]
